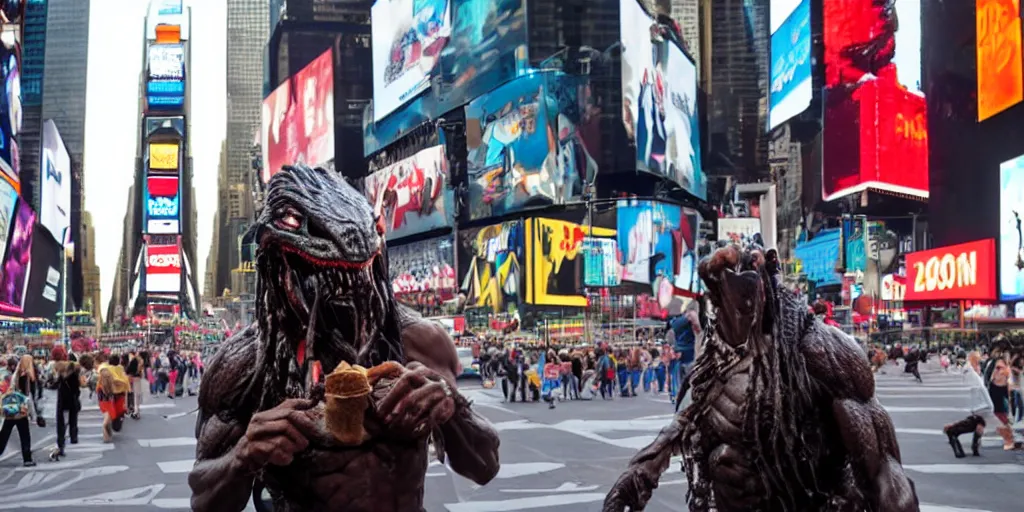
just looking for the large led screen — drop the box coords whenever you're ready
[525,217,616,307]
[769,0,812,130]
[458,221,523,316]
[465,74,596,220]
[149,143,179,171]
[388,236,457,314]
[977,0,1023,121]
[371,0,451,122]
[261,49,335,183]
[1000,154,1024,301]
[365,145,453,240]
[146,176,179,223]
[823,0,928,201]
[23,227,62,320]
[148,44,185,80]
[146,243,181,293]
[616,199,679,285]
[620,0,706,200]
[0,41,21,188]
[0,201,34,314]
[146,0,190,41]
[40,120,71,245]
[0,179,17,259]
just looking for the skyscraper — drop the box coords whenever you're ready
[219,0,268,296]
[19,0,47,214]
[669,0,700,76]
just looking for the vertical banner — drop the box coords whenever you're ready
[977,0,1023,121]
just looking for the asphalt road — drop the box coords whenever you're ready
[0,363,1017,511]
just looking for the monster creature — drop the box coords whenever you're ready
[188,165,500,512]
[604,244,919,512]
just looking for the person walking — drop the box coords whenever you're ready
[49,346,84,460]
[0,356,36,466]
[125,351,144,419]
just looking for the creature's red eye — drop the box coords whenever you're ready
[276,212,302,231]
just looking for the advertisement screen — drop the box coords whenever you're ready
[0,202,34,314]
[616,199,680,285]
[620,0,706,199]
[365,145,453,240]
[147,219,180,235]
[769,0,812,130]
[458,221,523,316]
[40,120,71,245]
[904,239,996,301]
[363,0,528,156]
[718,217,763,246]
[999,154,1024,300]
[146,0,189,41]
[146,176,180,223]
[673,209,701,294]
[822,0,928,201]
[371,0,451,121]
[793,228,842,286]
[977,0,1023,121]
[23,226,62,319]
[388,236,456,315]
[148,44,185,80]
[149,143,179,171]
[146,243,181,293]
[0,179,17,259]
[583,237,622,288]
[0,42,21,188]
[261,49,335,183]
[525,218,616,307]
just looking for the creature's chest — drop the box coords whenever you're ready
[263,440,429,512]
[696,354,754,446]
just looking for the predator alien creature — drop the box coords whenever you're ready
[188,165,500,512]
[604,244,919,512]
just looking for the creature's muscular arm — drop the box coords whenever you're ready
[803,323,919,512]
[603,411,685,511]
[189,329,259,512]
[402,320,500,485]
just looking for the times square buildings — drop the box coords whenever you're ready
[249,0,1024,340]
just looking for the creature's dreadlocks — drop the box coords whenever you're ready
[679,252,822,510]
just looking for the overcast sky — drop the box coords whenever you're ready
[83,0,226,313]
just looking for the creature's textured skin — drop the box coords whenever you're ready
[604,245,919,512]
[188,165,500,512]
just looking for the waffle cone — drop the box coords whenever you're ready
[325,362,371,398]
[325,393,369,445]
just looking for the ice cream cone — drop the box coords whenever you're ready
[324,362,371,445]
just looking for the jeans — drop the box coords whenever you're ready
[617,368,630,396]
[1011,390,1024,423]
[668,360,681,400]
[629,370,641,395]
[0,418,32,462]
[642,368,654,392]
[600,378,614,399]
[655,364,666,392]
[56,403,79,450]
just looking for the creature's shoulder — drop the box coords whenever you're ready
[799,319,874,401]
[397,306,459,377]
[198,324,260,417]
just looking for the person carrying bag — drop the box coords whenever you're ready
[0,356,37,466]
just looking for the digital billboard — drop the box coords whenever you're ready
[999,154,1024,301]
[458,221,523,316]
[0,179,17,259]
[525,217,616,307]
[23,226,62,320]
[261,48,334,183]
[149,143,179,171]
[146,0,190,41]
[40,120,71,245]
[365,145,453,240]
[822,0,928,201]
[363,0,528,156]
[146,243,181,293]
[583,237,621,288]
[769,0,812,130]
[388,235,457,314]
[977,0,1023,121]
[371,0,451,122]
[904,239,996,302]
[620,0,706,200]
[146,176,179,225]
[146,80,185,111]
[0,201,34,314]
[616,199,679,285]
[148,44,185,81]
[673,209,701,294]
[0,41,21,189]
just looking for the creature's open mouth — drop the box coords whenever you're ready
[279,246,387,366]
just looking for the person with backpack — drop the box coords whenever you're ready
[596,347,615,400]
[49,346,85,460]
[0,356,37,466]
[96,355,130,443]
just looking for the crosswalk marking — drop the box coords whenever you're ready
[138,437,196,448]
[151,498,191,509]
[156,459,194,474]
[905,463,1024,474]
[444,493,607,512]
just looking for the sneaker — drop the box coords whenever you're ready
[23,460,35,467]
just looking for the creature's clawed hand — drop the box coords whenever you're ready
[376,362,456,439]
[603,463,660,512]
[236,398,318,471]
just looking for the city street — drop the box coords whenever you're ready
[0,365,1018,511]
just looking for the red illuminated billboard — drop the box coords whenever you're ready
[822,0,929,201]
[904,239,996,302]
[977,0,1023,121]
[261,49,335,183]
[146,243,181,293]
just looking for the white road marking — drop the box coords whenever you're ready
[905,463,1024,474]
[882,406,965,413]
[19,455,104,470]
[0,466,128,503]
[151,498,191,509]
[137,437,197,448]
[156,459,195,474]
[920,504,992,512]
[500,482,601,493]
[444,493,606,511]
[495,463,565,479]
[80,403,176,412]
[0,484,165,509]
[0,435,54,463]
[875,387,968,392]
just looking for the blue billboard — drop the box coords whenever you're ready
[616,199,680,286]
[793,228,842,286]
[364,0,528,156]
[768,0,812,130]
